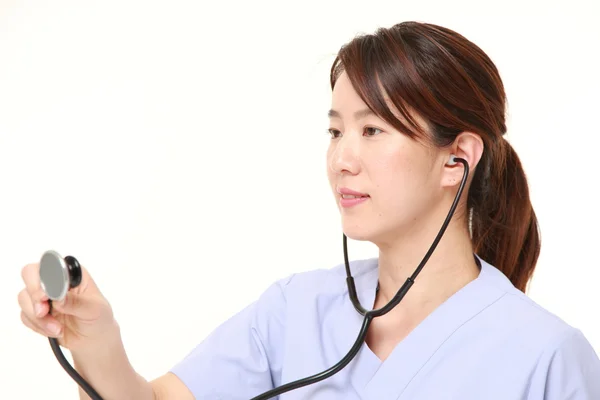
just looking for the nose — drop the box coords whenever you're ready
[328,133,360,176]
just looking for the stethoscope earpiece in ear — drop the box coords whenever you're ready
[447,154,458,166]
[39,250,82,302]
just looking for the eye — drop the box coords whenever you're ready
[364,127,383,137]
[327,128,342,139]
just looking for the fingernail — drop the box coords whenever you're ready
[35,303,44,317]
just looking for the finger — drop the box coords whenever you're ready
[51,290,101,320]
[21,263,48,304]
[20,311,47,336]
[17,288,49,320]
[20,310,63,338]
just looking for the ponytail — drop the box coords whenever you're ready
[469,139,541,292]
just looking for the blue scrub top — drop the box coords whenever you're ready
[170,257,600,399]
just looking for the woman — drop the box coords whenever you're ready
[17,21,600,399]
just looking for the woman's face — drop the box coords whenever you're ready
[326,72,447,246]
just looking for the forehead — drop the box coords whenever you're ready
[330,71,426,128]
[331,72,366,108]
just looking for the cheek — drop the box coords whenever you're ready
[369,146,412,189]
[325,148,335,181]
[368,146,434,211]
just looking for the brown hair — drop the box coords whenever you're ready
[330,21,540,292]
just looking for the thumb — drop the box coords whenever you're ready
[51,291,105,320]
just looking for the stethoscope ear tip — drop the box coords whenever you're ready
[447,154,469,169]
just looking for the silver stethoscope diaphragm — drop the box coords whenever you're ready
[39,250,82,301]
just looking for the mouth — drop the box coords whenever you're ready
[337,187,370,208]
[337,187,369,196]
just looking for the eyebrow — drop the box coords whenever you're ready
[328,108,375,120]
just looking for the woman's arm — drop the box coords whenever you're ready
[72,323,194,400]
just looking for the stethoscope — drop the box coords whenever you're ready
[39,155,469,400]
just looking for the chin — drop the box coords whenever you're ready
[340,214,402,248]
[340,220,380,242]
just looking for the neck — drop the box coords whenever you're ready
[374,214,480,315]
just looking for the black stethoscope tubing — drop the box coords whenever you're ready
[48,157,469,400]
[250,156,469,399]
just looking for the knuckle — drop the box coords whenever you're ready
[20,312,43,335]
[17,289,28,308]
[31,290,44,303]
[20,310,34,328]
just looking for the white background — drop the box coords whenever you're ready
[1,0,599,398]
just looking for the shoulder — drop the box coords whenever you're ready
[478,259,600,386]
[503,288,599,365]
[478,258,580,344]
[530,325,600,398]
[273,257,378,300]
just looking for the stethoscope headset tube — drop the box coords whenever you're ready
[42,157,469,400]
[249,156,470,400]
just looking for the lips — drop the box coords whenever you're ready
[338,187,369,197]
[337,187,370,208]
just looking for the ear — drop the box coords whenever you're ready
[441,132,484,188]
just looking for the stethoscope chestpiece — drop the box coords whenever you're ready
[39,250,104,399]
[39,250,82,301]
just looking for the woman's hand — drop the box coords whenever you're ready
[18,261,118,352]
